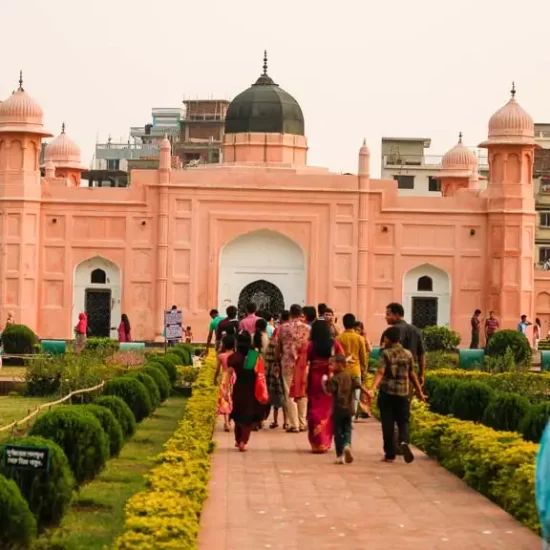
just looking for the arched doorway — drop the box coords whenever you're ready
[218,229,306,312]
[73,257,121,338]
[403,264,451,328]
[238,279,285,316]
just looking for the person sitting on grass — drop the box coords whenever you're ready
[368,326,426,464]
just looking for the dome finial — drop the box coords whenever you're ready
[262,50,268,76]
[61,122,66,134]
[511,81,516,99]
[458,131,463,143]
[18,70,24,91]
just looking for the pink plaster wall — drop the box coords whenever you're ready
[0,128,539,346]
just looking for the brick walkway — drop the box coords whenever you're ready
[198,419,541,550]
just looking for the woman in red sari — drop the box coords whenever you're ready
[292,320,343,453]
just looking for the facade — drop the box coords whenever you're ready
[1,65,549,342]
[381,137,489,197]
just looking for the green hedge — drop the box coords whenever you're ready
[30,407,109,485]
[149,355,178,384]
[426,369,550,404]
[0,436,74,530]
[450,381,494,422]
[126,372,161,410]
[114,353,217,549]
[2,323,39,355]
[482,393,531,433]
[410,401,539,532]
[142,366,170,402]
[485,329,532,367]
[82,404,124,458]
[103,377,152,423]
[0,474,37,548]
[94,396,136,440]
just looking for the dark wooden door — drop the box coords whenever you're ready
[412,297,438,329]
[85,289,112,337]
[238,280,285,317]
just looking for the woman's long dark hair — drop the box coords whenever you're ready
[236,332,251,355]
[310,320,333,358]
[253,318,267,351]
[121,313,131,335]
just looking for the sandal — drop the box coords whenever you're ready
[269,422,279,429]
[283,423,289,430]
[223,424,230,432]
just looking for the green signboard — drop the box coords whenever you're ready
[2,445,50,472]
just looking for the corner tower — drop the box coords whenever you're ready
[0,73,52,328]
[222,52,308,165]
[479,84,537,329]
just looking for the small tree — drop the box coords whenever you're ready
[422,326,461,352]
[486,329,531,367]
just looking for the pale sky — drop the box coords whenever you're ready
[1,0,548,175]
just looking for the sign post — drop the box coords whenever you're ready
[1,445,50,472]
[164,309,183,350]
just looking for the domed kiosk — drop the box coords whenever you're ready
[223,52,308,165]
[44,123,86,186]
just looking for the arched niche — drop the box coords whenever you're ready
[218,229,306,311]
[403,264,451,329]
[73,256,121,338]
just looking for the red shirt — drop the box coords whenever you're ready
[485,318,499,335]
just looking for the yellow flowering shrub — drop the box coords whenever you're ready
[410,400,540,532]
[113,354,218,549]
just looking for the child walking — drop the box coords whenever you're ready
[216,334,236,432]
[323,354,369,464]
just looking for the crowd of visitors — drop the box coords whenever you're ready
[213,301,427,464]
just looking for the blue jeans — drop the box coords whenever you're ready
[334,415,352,457]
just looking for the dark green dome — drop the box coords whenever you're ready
[224,55,305,136]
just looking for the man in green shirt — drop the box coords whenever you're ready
[206,308,225,354]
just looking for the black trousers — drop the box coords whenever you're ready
[470,331,479,349]
[378,392,410,460]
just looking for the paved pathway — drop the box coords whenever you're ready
[199,419,541,550]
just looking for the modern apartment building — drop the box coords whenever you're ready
[533,123,550,266]
[381,137,489,197]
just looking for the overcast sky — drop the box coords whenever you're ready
[1,0,547,175]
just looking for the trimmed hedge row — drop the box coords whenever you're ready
[425,373,550,443]
[0,352,176,547]
[410,401,539,532]
[426,369,550,404]
[114,353,217,550]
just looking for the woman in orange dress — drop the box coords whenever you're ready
[216,334,236,432]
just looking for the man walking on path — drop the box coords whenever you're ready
[239,302,260,335]
[485,310,499,348]
[380,303,425,386]
[337,313,368,420]
[369,326,426,463]
[470,309,481,349]
[205,309,225,355]
[216,305,240,342]
[276,304,310,432]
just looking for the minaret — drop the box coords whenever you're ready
[0,73,52,329]
[155,135,172,339]
[437,132,480,196]
[479,83,537,329]
[357,140,370,321]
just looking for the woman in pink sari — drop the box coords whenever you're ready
[292,320,343,453]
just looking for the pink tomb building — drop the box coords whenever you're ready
[1,62,549,343]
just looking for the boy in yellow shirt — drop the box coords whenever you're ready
[336,313,368,420]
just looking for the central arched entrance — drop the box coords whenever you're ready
[73,256,121,339]
[238,279,285,316]
[218,229,306,312]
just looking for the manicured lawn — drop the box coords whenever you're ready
[0,395,50,428]
[37,396,187,550]
[0,366,27,379]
